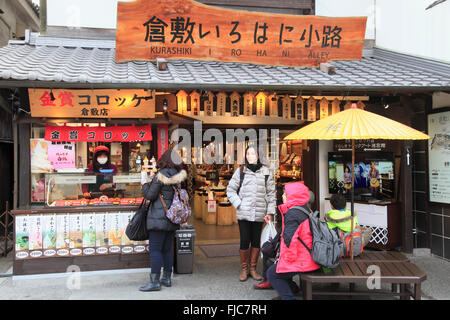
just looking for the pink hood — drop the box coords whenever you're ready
[278,182,310,215]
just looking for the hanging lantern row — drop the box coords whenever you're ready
[176,90,365,121]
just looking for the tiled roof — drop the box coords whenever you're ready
[0,33,449,90]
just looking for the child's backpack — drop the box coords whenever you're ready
[159,185,191,225]
[291,206,343,269]
[325,214,364,257]
[336,225,364,257]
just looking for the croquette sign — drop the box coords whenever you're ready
[116,0,367,67]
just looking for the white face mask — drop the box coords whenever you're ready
[97,157,108,165]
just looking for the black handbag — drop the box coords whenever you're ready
[125,200,150,241]
[261,230,281,259]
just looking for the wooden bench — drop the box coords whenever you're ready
[300,254,426,300]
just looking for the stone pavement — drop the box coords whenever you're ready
[0,247,448,300]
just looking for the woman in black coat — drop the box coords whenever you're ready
[139,149,188,292]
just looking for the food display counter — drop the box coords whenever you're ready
[12,172,151,276]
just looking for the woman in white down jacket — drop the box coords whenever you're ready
[227,146,276,282]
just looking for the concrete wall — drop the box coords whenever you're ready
[46,0,131,29]
[315,0,375,40]
[0,0,39,47]
[317,0,450,63]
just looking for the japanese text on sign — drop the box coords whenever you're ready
[29,89,155,119]
[116,0,367,67]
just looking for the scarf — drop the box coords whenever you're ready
[247,162,263,172]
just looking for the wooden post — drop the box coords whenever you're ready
[18,123,31,208]
[4,201,8,257]
[350,139,355,260]
[401,140,414,253]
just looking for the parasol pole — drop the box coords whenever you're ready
[350,139,355,261]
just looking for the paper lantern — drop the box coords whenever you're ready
[332,98,341,115]
[230,92,241,117]
[256,92,266,117]
[204,91,215,117]
[282,95,291,119]
[190,91,201,116]
[307,96,317,121]
[268,94,279,118]
[243,92,254,117]
[176,90,188,115]
[319,97,329,119]
[295,96,304,120]
[216,92,227,116]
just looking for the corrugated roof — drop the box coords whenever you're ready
[0,33,449,90]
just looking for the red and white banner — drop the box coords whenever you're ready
[157,124,168,159]
[44,124,152,142]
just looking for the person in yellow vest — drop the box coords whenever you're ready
[326,193,371,250]
[326,193,358,233]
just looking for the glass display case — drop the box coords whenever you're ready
[44,172,145,207]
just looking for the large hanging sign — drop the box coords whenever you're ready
[29,89,155,119]
[116,0,367,67]
[44,124,152,142]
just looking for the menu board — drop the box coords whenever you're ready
[108,213,123,254]
[42,214,57,257]
[56,214,70,256]
[28,215,43,258]
[69,214,83,256]
[121,212,134,254]
[15,212,148,260]
[15,215,30,259]
[95,213,109,254]
[82,213,96,256]
[428,110,450,204]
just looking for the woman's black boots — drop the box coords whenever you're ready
[160,271,172,287]
[139,273,161,292]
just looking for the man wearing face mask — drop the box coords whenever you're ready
[83,145,118,198]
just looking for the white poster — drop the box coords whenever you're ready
[428,110,450,204]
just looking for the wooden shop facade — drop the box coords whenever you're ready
[0,0,449,276]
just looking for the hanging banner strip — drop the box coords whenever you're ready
[44,124,152,142]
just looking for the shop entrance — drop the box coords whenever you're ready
[187,129,309,245]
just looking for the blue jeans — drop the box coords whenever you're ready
[266,263,299,300]
[148,230,175,274]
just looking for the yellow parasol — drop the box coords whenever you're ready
[285,103,430,260]
[285,105,430,141]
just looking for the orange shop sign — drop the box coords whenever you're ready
[116,0,367,67]
[28,89,155,119]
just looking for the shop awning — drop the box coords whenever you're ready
[0,32,449,91]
